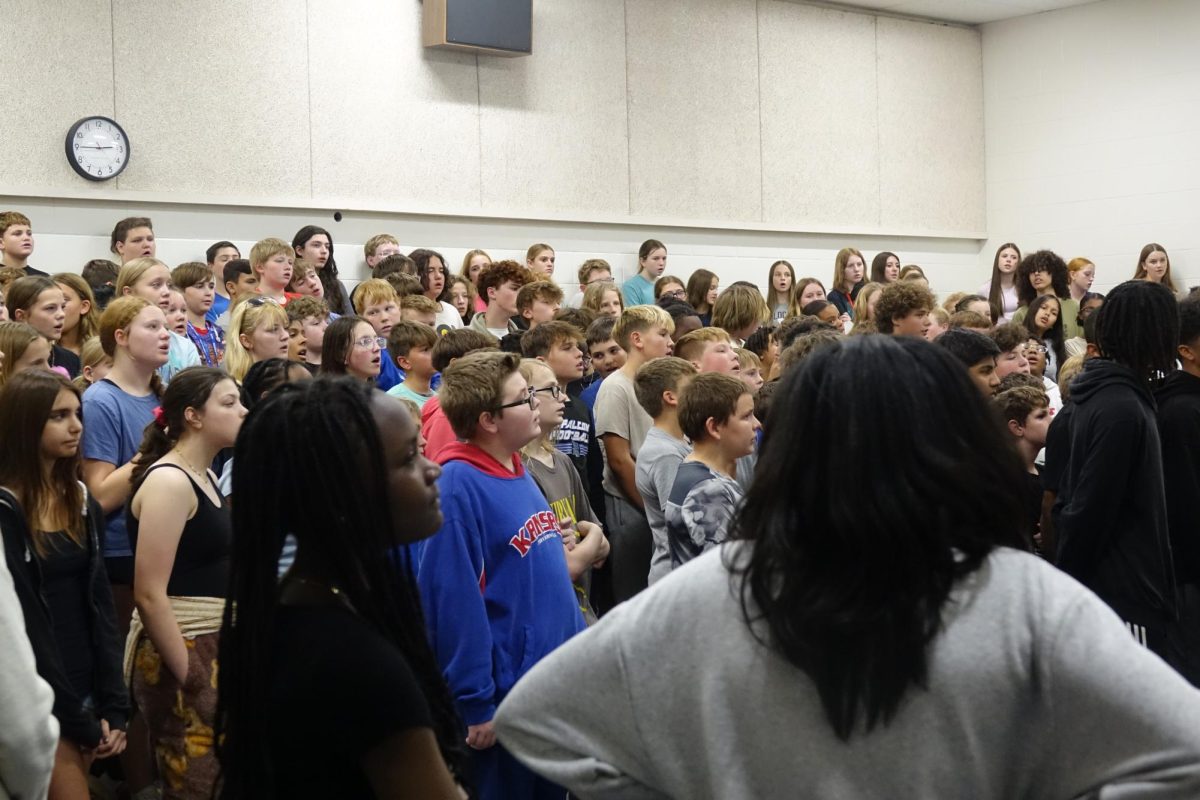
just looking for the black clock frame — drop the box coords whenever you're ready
[65,116,130,182]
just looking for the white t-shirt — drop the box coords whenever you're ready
[434,301,464,331]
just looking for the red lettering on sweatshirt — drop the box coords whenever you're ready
[508,511,562,557]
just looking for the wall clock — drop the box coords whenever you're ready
[65,116,129,181]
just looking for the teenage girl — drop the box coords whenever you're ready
[53,273,99,359]
[216,380,468,798]
[767,261,795,323]
[73,336,113,392]
[460,249,492,314]
[80,296,169,630]
[1067,257,1095,302]
[1025,294,1066,380]
[980,242,1020,322]
[320,316,383,383]
[1133,243,1179,295]
[870,251,900,284]
[292,226,351,315]
[852,282,884,331]
[448,277,477,325]
[1012,250,1081,339]
[526,243,556,280]
[686,269,719,327]
[0,321,52,384]
[127,367,245,799]
[223,299,290,382]
[623,240,668,307]
[116,258,202,384]
[0,370,129,800]
[828,248,865,321]
[582,281,624,319]
[411,249,464,330]
[788,278,827,318]
[6,275,74,376]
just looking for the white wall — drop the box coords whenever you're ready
[0,0,989,296]
[982,0,1200,294]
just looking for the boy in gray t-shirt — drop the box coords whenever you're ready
[633,357,697,585]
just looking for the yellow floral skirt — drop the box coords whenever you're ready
[132,633,219,799]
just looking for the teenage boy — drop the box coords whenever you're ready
[594,305,674,602]
[522,321,605,523]
[634,356,698,584]
[665,372,760,568]
[82,259,120,311]
[1157,294,1200,684]
[580,317,626,412]
[566,258,612,309]
[250,238,299,304]
[416,351,583,800]
[989,322,1062,413]
[205,240,240,324]
[352,278,404,391]
[386,321,439,408]
[363,233,401,271]
[516,281,564,331]
[0,211,43,275]
[216,258,259,331]
[171,262,224,366]
[399,293,439,327]
[422,329,501,460]
[471,260,531,339]
[875,281,935,337]
[995,385,1053,549]
[935,328,1001,397]
[285,296,328,373]
[1053,281,1180,666]
[674,327,741,376]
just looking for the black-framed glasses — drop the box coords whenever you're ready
[353,335,387,350]
[534,385,564,401]
[662,288,686,299]
[496,385,537,411]
[246,295,280,308]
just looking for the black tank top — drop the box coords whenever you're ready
[128,464,231,598]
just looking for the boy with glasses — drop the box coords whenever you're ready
[415,351,584,800]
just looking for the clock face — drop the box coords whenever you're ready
[65,117,129,181]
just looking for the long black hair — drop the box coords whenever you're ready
[1094,279,1179,384]
[1025,294,1066,375]
[291,225,349,315]
[726,335,1027,740]
[215,378,467,796]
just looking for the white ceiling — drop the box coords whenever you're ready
[813,0,1098,25]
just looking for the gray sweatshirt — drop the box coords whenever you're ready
[0,553,58,800]
[495,545,1200,799]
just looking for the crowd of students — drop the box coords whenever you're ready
[0,208,1198,799]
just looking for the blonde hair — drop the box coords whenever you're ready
[249,238,295,272]
[852,282,883,323]
[941,292,968,314]
[612,305,673,352]
[115,257,169,296]
[459,249,491,282]
[364,233,400,260]
[674,327,733,363]
[582,281,623,316]
[73,336,110,390]
[735,347,762,371]
[400,294,440,315]
[832,248,865,294]
[98,295,153,358]
[712,284,769,336]
[52,273,100,343]
[224,299,289,381]
[518,358,558,455]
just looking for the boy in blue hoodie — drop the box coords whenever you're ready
[415,350,584,800]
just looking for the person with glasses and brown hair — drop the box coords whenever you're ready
[319,316,385,384]
[414,350,584,800]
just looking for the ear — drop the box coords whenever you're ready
[662,389,679,408]
[183,405,202,428]
[1007,418,1023,438]
[239,332,251,350]
[704,415,722,441]
[1179,343,1200,365]
[12,308,26,322]
[629,330,644,351]
[477,410,500,436]
[79,298,91,316]
[1085,342,1100,358]
[120,285,133,296]
[397,354,413,371]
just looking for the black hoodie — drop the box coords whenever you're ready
[1156,370,1200,586]
[1052,359,1177,627]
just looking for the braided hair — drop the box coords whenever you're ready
[1094,280,1179,384]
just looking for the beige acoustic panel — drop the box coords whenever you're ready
[477,0,629,225]
[0,0,114,192]
[758,1,880,229]
[877,17,985,234]
[111,0,311,198]
[309,0,482,210]
[626,0,763,222]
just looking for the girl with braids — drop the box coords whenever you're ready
[292,225,352,316]
[1011,249,1081,339]
[1051,280,1184,667]
[216,379,468,798]
[81,297,169,630]
[0,370,129,798]
[979,242,1020,322]
[494,335,1200,798]
[125,367,245,799]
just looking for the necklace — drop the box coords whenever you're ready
[171,448,210,482]
[284,575,358,614]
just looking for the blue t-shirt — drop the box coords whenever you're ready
[206,293,230,328]
[622,274,655,307]
[580,375,605,413]
[81,380,159,558]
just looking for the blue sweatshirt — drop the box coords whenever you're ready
[415,442,584,726]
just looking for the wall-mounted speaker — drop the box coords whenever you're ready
[423,0,532,57]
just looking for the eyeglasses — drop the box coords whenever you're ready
[353,336,387,350]
[496,385,537,411]
[1022,344,1048,355]
[534,385,564,401]
[662,289,686,299]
